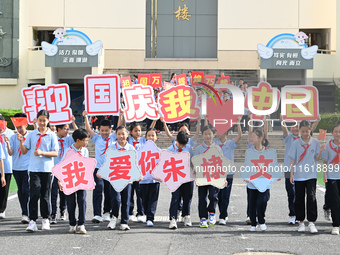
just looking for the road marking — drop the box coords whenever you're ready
[8,194,17,201]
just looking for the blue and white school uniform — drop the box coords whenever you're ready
[288,137,320,222]
[245,145,270,227]
[51,135,74,218]
[283,133,300,217]
[140,143,161,223]
[1,128,14,174]
[91,133,116,217]
[128,136,146,217]
[63,144,89,227]
[214,138,238,220]
[24,128,59,221]
[9,132,30,216]
[321,139,340,227]
[195,142,220,220]
[108,142,135,224]
[168,143,194,220]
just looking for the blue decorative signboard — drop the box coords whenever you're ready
[257,32,318,69]
[42,29,102,67]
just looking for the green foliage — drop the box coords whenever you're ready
[335,81,340,112]
[0,109,34,130]
[317,113,340,132]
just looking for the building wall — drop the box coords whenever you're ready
[0,0,337,109]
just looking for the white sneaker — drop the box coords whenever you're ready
[246,217,251,225]
[92,215,103,223]
[0,212,5,219]
[69,225,76,234]
[183,215,192,226]
[288,216,296,225]
[103,212,111,222]
[137,215,144,223]
[26,220,38,232]
[308,222,318,234]
[169,219,177,229]
[120,224,130,230]
[331,227,339,235]
[107,217,117,230]
[208,213,216,225]
[219,219,226,225]
[78,225,87,234]
[42,218,50,230]
[250,226,257,232]
[146,220,154,227]
[260,224,267,231]
[21,215,29,224]
[298,222,305,232]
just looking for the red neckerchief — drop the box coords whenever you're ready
[329,140,340,165]
[0,135,3,145]
[133,141,139,149]
[294,136,300,140]
[18,137,26,158]
[115,143,126,151]
[203,143,214,153]
[101,138,110,155]
[297,140,310,164]
[70,145,82,155]
[58,139,64,158]
[173,144,183,152]
[35,133,47,151]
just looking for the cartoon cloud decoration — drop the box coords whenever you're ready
[257,43,273,59]
[86,40,102,56]
[41,41,58,56]
[301,45,318,60]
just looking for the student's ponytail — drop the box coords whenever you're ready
[253,128,268,148]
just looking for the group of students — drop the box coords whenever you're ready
[1,109,340,236]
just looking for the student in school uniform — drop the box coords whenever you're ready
[19,110,59,232]
[0,145,6,192]
[50,116,78,224]
[106,126,135,231]
[59,128,90,234]
[168,131,194,229]
[83,110,120,223]
[289,120,325,234]
[322,122,340,235]
[127,122,146,222]
[0,114,14,219]
[215,117,242,225]
[195,125,223,228]
[244,118,269,225]
[6,113,30,223]
[281,114,321,224]
[244,128,271,232]
[139,128,161,227]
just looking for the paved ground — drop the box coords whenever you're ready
[0,163,338,255]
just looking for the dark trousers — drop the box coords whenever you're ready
[169,181,194,220]
[246,188,250,217]
[145,118,153,131]
[285,178,295,216]
[29,172,52,221]
[51,176,66,216]
[65,190,86,226]
[218,176,233,219]
[240,114,249,132]
[110,184,131,224]
[140,183,160,222]
[248,188,270,226]
[294,179,317,222]
[93,168,111,216]
[198,185,219,219]
[323,181,331,210]
[12,170,29,216]
[0,173,12,213]
[129,181,144,216]
[327,180,340,227]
